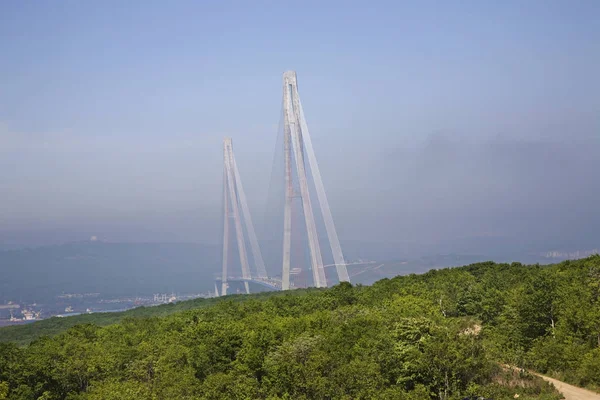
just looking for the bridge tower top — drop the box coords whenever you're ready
[283,70,298,86]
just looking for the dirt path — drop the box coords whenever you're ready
[534,374,600,400]
[501,365,600,400]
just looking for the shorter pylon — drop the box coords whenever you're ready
[220,138,267,295]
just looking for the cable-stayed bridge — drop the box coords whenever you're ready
[216,71,350,296]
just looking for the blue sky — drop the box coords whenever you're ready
[1,1,599,247]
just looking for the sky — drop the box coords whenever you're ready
[1,1,599,251]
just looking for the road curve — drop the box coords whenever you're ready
[535,374,600,400]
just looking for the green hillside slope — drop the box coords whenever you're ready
[0,290,313,346]
[1,256,599,399]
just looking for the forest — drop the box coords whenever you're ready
[0,256,599,399]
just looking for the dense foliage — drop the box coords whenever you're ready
[0,291,287,346]
[1,256,599,399]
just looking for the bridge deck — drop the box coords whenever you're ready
[216,277,283,291]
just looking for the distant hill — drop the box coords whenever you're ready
[0,242,220,303]
[0,240,469,304]
[1,238,586,305]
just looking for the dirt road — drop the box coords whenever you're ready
[535,374,600,400]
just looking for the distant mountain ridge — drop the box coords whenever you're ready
[0,242,220,303]
[1,238,594,304]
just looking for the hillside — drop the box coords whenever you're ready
[1,256,599,399]
[0,290,315,346]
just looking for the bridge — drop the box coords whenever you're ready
[215,261,380,296]
[216,71,350,296]
[214,276,288,296]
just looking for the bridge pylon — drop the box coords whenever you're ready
[220,138,268,296]
[281,71,350,289]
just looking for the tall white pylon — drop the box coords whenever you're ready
[221,138,267,295]
[281,71,350,289]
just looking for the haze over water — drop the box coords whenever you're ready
[1,1,599,254]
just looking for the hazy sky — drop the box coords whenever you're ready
[1,1,599,249]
